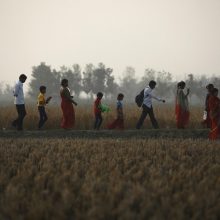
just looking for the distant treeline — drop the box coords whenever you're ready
[1,62,220,104]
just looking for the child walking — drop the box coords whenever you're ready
[108,93,124,130]
[94,92,103,130]
[37,86,52,129]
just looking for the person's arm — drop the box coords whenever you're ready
[46,96,52,104]
[185,88,190,97]
[205,94,209,111]
[150,93,165,103]
[62,88,77,105]
[13,83,20,97]
[95,99,102,111]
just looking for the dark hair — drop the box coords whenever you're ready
[39,86,46,92]
[206,84,214,90]
[19,74,27,80]
[149,80,156,87]
[117,93,124,99]
[97,92,103,98]
[211,88,218,95]
[177,81,186,88]
[61,79,68,86]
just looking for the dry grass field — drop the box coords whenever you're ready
[0,137,220,220]
[0,104,204,130]
[0,105,218,219]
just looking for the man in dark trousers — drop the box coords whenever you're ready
[136,80,165,129]
[12,74,27,131]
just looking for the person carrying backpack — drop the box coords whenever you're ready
[136,80,165,129]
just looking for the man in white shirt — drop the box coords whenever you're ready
[12,74,27,130]
[136,80,165,129]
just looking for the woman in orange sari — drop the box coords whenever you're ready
[208,88,220,140]
[60,79,77,129]
[175,81,190,129]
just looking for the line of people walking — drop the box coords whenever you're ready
[11,74,220,140]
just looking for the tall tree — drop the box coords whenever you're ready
[29,62,61,100]
[105,68,118,98]
[120,66,138,102]
[155,70,172,98]
[139,68,156,89]
[91,63,106,94]
[82,63,94,96]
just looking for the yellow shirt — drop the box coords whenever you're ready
[37,93,46,106]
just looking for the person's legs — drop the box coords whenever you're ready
[12,105,20,127]
[38,107,48,129]
[148,107,159,129]
[117,119,124,130]
[97,114,103,129]
[136,105,148,129]
[17,105,26,130]
[94,113,101,129]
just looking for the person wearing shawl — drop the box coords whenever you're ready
[208,88,220,140]
[202,84,214,128]
[60,79,77,129]
[175,81,190,129]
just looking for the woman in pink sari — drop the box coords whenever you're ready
[60,79,77,129]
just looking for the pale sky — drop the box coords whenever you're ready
[0,0,220,85]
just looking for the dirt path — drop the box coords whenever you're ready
[0,129,209,139]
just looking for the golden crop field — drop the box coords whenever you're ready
[0,104,204,130]
[0,138,219,220]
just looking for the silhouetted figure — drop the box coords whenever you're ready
[37,86,52,129]
[94,92,103,130]
[136,80,165,129]
[60,79,77,129]
[12,74,27,131]
[203,84,214,128]
[108,93,124,130]
[208,88,220,140]
[175,81,190,129]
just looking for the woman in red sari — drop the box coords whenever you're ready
[208,88,220,140]
[175,81,190,129]
[202,84,214,128]
[60,79,77,129]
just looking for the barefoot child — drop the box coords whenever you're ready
[108,93,124,130]
[94,92,103,130]
[37,86,52,129]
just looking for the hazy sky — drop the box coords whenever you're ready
[0,0,220,84]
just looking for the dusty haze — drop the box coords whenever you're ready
[0,0,220,84]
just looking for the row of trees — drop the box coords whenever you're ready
[1,62,220,104]
[27,63,177,102]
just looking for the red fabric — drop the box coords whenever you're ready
[108,119,124,130]
[208,96,220,140]
[94,98,101,115]
[60,94,75,129]
[175,103,190,129]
